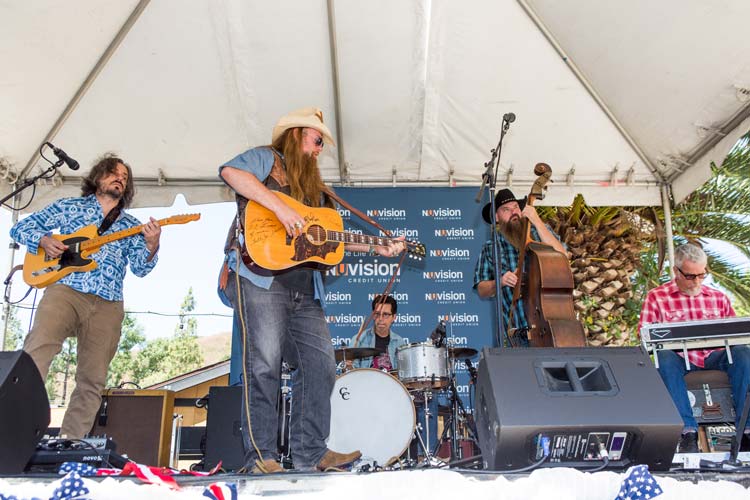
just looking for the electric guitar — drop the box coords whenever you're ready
[23,214,201,288]
[244,191,425,272]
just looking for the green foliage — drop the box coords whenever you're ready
[635,132,750,309]
[47,338,77,405]
[2,305,24,351]
[106,312,147,387]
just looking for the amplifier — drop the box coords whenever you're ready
[89,389,175,467]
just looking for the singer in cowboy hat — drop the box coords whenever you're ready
[217,107,404,473]
[472,188,565,346]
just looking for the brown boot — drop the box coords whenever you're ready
[251,458,285,474]
[315,449,362,471]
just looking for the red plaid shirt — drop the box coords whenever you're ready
[638,280,735,368]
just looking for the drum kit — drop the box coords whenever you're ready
[326,341,480,468]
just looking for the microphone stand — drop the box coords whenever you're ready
[476,116,513,348]
[0,160,64,207]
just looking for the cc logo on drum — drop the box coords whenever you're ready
[339,386,350,400]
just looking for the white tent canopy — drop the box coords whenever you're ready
[2,0,749,211]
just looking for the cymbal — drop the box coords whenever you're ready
[448,347,478,359]
[334,347,384,362]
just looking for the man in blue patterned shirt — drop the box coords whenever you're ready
[472,189,564,347]
[10,154,161,439]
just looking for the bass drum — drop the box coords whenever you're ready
[327,368,415,466]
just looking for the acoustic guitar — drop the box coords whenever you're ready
[244,191,425,272]
[23,214,201,288]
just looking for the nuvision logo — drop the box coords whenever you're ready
[423,270,464,283]
[366,208,407,219]
[325,314,365,325]
[434,228,475,240]
[429,248,471,261]
[425,291,466,303]
[421,208,462,220]
[325,291,352,304]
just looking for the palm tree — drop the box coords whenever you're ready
[539,131,750,345]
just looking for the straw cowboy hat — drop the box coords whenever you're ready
[272,107,336,147]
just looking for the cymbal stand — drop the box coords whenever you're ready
[278,361,293,468]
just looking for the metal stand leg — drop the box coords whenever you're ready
[729,388,750,464]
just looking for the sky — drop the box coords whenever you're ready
[0,195,235,341]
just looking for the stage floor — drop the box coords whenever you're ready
[2,466,750,499]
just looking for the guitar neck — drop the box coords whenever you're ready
[80,217,177,252]
[327,231,398,248]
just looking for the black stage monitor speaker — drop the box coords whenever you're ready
[0,350,50,474]
[89,389,175,467]
[475,347,682,471]
[204,386,245,471]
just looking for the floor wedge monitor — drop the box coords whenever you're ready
[0,350,50,474]
[475,346,682,471]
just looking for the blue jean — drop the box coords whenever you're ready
[225,272,336,469]
[656,346,750,431]
[415,393,440,455]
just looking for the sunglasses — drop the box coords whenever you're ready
[304,131,324,148]
[677,267,708,281]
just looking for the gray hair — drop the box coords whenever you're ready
[674,243,707,268]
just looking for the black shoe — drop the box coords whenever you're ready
[741,433,750,452]
[678,431,699,453]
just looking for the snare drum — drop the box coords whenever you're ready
[327,368,415,466]
[396,342,448,389]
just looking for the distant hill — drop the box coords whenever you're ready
[197,331,232,365]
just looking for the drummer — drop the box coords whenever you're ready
[347,294,408,371]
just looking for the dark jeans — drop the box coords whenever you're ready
[225,272,336,469]
[656,346,750,431]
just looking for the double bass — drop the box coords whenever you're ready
[508,163,586,347]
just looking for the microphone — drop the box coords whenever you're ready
[430,320,447,348]
[503,113,516,123]
[45,142,80,170]
[465,359,478,385]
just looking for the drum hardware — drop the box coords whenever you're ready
[277,361,293,468]
[435,356,481,464]
[334,347,384,363]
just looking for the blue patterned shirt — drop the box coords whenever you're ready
[473,227,560,345]
[10,195,158,301]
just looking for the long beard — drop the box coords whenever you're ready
[498,216,526,249]
[283,142,327,207]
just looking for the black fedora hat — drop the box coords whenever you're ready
[481,188,526,224]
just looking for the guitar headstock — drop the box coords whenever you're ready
[164,213,201,225]
[528,163,552,205]
[406,240,427,260]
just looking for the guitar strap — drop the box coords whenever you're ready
[97,207,121,236]
[322,187,392,237]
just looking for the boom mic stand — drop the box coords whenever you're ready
[475,113,515,347]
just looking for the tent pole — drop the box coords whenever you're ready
[326,0,347,183]
[1,193,21,349]
[18,0,152,180]
[661,183,675,279]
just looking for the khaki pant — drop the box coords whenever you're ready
[23,284,124,438]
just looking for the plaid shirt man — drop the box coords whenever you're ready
[473,227,554,347]
[638,280,735,368]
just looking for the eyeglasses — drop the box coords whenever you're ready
[373,312,393,318]
[677,267,708,281]
[304,131,324,148]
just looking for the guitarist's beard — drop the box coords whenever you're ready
[497,215,525,249]
[279,132,330,208]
